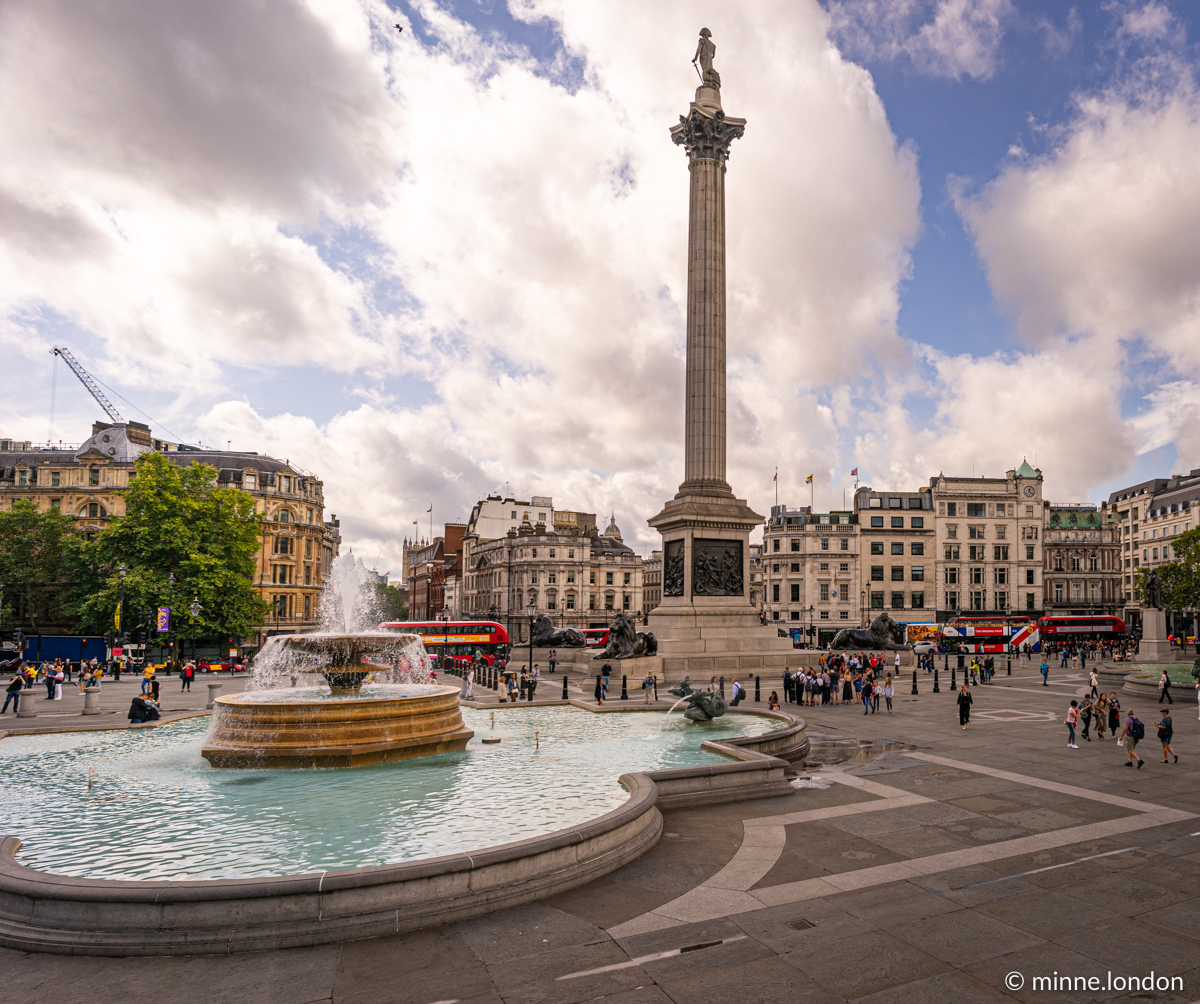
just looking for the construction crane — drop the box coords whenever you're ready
[51,346,124,424]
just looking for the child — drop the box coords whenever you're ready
[1065,700,1079,748]
[767,691,779,711]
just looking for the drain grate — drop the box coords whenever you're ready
[787,919,815,931]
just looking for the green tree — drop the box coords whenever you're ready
[1136,528,1200,613]
[0,501,86,633]
[76,453,269,647]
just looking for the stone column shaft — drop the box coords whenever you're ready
[683,157,728,492]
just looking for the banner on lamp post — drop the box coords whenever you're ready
[156,607,170,633]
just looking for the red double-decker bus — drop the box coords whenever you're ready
[940,614,1038,653]
[1036,615,1126,642]
[377,621,511,668]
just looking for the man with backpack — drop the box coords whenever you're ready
[1119,708,1145,768]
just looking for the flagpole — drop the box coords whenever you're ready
[775,466,778,509]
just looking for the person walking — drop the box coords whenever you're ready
[594,675,604,707]
[1119,708,1144,767]
[957,683,972,730]
[506,673,519,703]
[601,663,612,698]
[1040,659,1050,686]
[729,678,744,706]
[1108,693,1122,738]
[141,663,154,695]
[529,664,539,701]
[53,664,64,700]
[1065,700,1080,748]
[1158,708,1177,763]
[1079,695,1095,741]
[1195,679,1200,720]
[1089,669,1099,698]
[1159,670,1173,704]
[548,649,556,674]
[2,672,23,714]
[842,671,853,705]
[181,662,194,692]
[882,674,894,714]
[642,671,654,704]
[464,666,474,700]
[861,676,874,715]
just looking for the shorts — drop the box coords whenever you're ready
[1126,738,1137,751]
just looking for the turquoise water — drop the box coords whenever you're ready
[0,707,776,881]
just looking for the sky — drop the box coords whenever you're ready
[4,0,1200,570]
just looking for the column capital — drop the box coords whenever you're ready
[670,104,746,164]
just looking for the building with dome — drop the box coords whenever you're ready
[459,496,645,642]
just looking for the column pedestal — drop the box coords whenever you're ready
[1139,608,1173,662]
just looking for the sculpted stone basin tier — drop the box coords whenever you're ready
[201,684,473,768]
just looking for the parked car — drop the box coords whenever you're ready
[199,660,247,673]
[911,640,939,654]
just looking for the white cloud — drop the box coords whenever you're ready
[1130,380,1200,468]
[827,0,1015,81]
[0,0,924,562]
[956,82,1200,376]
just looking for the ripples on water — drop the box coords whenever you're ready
[0,707,776,881]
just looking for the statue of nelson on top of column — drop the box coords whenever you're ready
[692,27,721,89]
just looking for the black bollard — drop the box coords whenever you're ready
[911,669,918,695]
[944,652,949,673]
[621,674,628,700]
[562,674,569,700]
[1007,657,1011,676]
[719,675,725,698]
[950,666,956,690]
[755,676,761,702]
[933,668,940,693]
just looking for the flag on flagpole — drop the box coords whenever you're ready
[113,604,121,630]
[850,468,858,477]
[773,471,777,482]
[805,474,813,484]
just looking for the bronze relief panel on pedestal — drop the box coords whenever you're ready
[692,538,743,596]
[664,539,685,597]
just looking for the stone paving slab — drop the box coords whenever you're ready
[5,658,1200,1003]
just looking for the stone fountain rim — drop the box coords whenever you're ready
[0,707,807,956]
[213,683,462,707]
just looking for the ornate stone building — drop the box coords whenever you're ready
[1107,468,1200,632]
[761,505,861,646]
[854,486,935,627]
[461,507,643,642]
[930,461,1045,621]
[0,420,338,648]
[1041,504,1122,614]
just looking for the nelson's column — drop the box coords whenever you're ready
[648,29,766,647]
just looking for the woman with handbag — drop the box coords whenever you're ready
[957,683,972,730]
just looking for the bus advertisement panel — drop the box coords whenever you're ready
[940,616,1038,653]
[1036,615,1125,642]
[377,621,510,668]
[904,623,940,644]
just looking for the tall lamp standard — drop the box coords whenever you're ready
[527,595,536,677]
[166,572,176,671]
[808,605,814,649]
[189,597,202,664]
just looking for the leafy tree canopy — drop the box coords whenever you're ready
[1136,527,1200,613]
[0,501,85,632]
[76,453,268,642]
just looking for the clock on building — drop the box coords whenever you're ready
[1024,486,1035,497]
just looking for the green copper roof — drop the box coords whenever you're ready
[1015,459,1038,478]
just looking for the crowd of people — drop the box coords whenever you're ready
[776,654,899,715]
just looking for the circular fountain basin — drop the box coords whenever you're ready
[201,683,473,768]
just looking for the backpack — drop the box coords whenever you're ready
[1131,719,1145,741]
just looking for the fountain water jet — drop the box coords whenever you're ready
[201,632,472,768]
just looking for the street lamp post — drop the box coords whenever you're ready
[808,605,814,649]
[189,597,202,663]
[166,572,176,671]
[528,595,536,676]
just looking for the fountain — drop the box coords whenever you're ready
[201,554,474,768]
[202,632,472,768]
